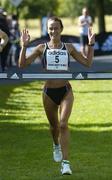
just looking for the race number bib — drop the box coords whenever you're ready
[46,49,69,70]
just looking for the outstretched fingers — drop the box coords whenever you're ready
[21,28,30,46]
[88,27,95,44]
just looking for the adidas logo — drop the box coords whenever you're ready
[10,73,19,79]
[75,73,84,79]
[48,50,66,55]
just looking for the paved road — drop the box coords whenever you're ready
[0,55,112,84]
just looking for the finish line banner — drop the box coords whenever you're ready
[0,54,112,81]
[1,72,112,80]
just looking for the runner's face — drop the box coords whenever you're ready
[47,20,62,40]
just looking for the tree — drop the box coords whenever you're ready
[57,0,95,18]
[58,0,112,33]
[95,0,112,32]
[1,0,112,33]
[95,0,105,33]
[0,0,59,19]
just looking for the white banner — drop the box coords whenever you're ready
[10,0,23,7]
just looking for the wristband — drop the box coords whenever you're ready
[88,43,94,47]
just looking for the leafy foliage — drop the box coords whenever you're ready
[1,0,59,18]
[1,0,112,19]
[58,0,112,19]
[1,0,112,32]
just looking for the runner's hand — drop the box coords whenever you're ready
[21,28,30,47]
[88,27,95,45]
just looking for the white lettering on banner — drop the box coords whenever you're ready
[46,49,68,70]
[10,0,23,7]
[10,73,19,79]
[75,73,84,79]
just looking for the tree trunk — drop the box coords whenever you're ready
[95,0,106,33]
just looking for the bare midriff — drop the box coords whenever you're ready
[44,80,69,88]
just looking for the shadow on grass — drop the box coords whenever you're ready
[0,121,112,180]
[0,84,18,109]
[0,82,43,113]
[0,83,30,111]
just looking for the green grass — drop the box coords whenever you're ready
[0,80,112,180]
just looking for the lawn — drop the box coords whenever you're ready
[0,80,112,180]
